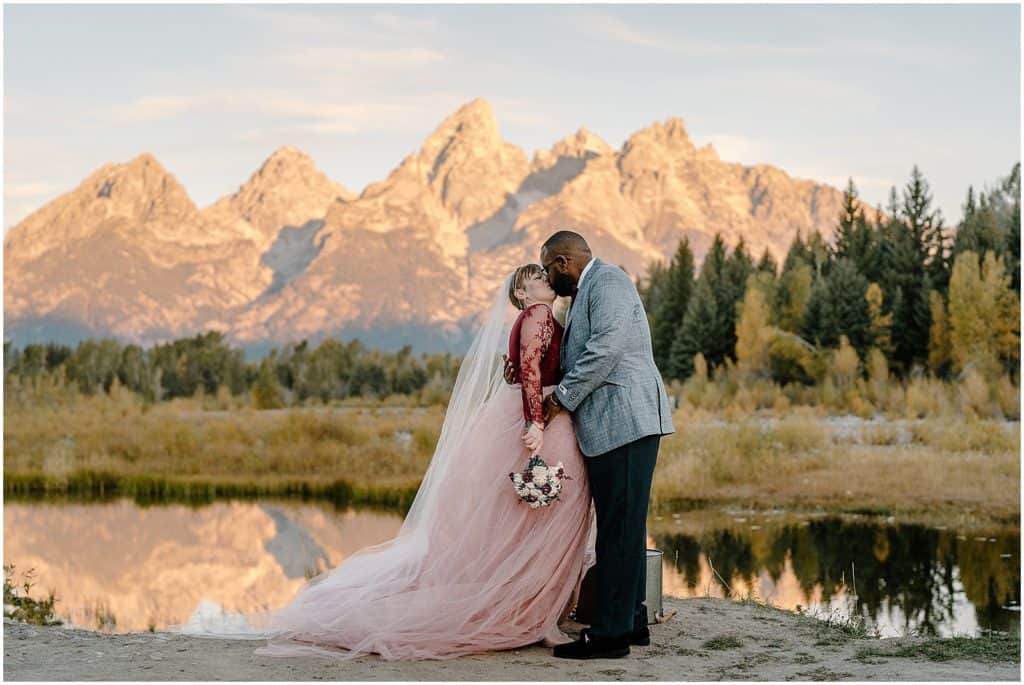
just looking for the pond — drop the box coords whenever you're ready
[4,498,1018,639]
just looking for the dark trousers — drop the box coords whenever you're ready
[585,433,660,639]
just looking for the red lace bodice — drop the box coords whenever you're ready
[507,303,563,426]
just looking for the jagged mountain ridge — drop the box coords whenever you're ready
[4,98,854,355]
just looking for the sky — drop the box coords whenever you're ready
[4,3,1021,233]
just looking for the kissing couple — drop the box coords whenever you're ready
[252,230,675,661]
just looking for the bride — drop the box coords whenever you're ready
[251,264,596,661]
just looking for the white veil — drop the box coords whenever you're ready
[397,272,519,533]
[172,273,522,641]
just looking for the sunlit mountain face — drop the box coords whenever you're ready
[4,99,854,355]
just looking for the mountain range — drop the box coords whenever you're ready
[4,98,852,355]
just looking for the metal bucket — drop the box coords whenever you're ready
[645,548,664,624]
[571,549,665,626]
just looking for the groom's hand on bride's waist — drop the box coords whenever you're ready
[542,394,563,424]
[501,354,517,384]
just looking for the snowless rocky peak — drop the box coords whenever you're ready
[534,128,613,170]
[621,117,697,158]
[206,146,353,244]
[414,97,529,228]
[4,98,855,354]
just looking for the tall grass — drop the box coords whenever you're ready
[4,377,441,510]
[651,413,1019,522]
[5,368,1020,522]
[670,362,1019,422]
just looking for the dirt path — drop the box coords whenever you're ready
[5,598,1018,681]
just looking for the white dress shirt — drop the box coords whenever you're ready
[575,257,595,294]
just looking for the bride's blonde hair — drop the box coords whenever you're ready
[508,264,544,310]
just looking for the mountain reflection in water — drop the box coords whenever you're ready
[4,499,1018,638]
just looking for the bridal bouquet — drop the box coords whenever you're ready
[509,455,571,508]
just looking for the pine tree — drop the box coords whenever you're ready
[666,233,738,378]
[782,231,812,273]
[715,237,755,364]
[669,278,720,379]
[952,163,1022,294]
[1003,163,1021,292]
[834,178,874,274]
[865,199,896,287]
[638,260,669,316]
[801,278,829,347]
[651,239,695,372]
[775,260,813,333]
[903,165,950,292]
[806,230,834,278]
[757,248,778,276]
[822,259,872,354]
[885,169,941,372]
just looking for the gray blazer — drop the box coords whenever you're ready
[555,258,675,457]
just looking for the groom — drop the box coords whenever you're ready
[533,230,674,659]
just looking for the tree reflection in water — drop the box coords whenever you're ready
[654,518,1020,637]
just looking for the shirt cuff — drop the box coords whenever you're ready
[554,383,578,411]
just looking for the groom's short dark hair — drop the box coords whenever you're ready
[543,230,591,257]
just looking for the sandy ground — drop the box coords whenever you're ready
[4,598,1019,681]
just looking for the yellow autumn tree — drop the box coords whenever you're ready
[947,250,1021,377]
[776,262,813,332]
[830,335,860,387]
[927,290,951,375]
[735,280,774,378]
[865,282,893,354]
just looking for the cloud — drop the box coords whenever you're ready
[228,5,444,46]
[108,95,222,123]
[489,98,557,128]
[4,200,50,231]
[277,46,446,73]
[113,90,473,137]
[819,174,896,196]
[226,5,352,37]
[579,12,817,58]
[579,10,960,64]
[581,13,678,51]
[5,181,59,199]
[365,10,442,36]
[786,163,897,196]
[701,134,774,165]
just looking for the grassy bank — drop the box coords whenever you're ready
[4,389,1019,523]
[650,406,1019,524]
[4,388,439,510]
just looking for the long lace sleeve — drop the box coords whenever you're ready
[518,304,555,426]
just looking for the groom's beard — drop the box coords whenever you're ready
[550,272,576,297]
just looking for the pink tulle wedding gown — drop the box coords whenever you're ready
[253,302,596,661]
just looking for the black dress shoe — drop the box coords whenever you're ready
[553,629,630,659]
[630,624,651,646]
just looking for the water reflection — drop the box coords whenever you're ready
[652,512,1020,638]
[3,499,401,632]
[4,499,1018,638]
